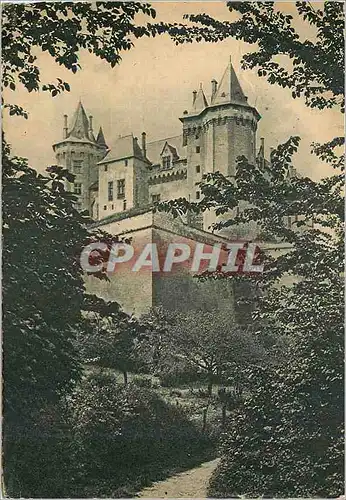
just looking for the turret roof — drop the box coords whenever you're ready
[212,58,248,105]
[192,84,209,113]
[96,126,107,148]
[68,100,90,140]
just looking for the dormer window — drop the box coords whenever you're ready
[162,156,171,169]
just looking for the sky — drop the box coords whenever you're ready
[3,1,343,179]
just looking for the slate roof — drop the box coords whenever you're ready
[98,134,146,164]
[211,59,248,105]
[191,84,209,113]
[146,135,186,166]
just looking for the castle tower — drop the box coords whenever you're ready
[52,101,108,216]
[180,57,261,235]
[96,134,150,219]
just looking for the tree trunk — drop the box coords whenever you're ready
[207,374,213,397]
[202,407,208,433]
[221,404,227,427]
[123,371,128,385]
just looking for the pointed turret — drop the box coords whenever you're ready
[211,57,248,105]
[68,100,90,140]
[191,83,208,114]
[96,126,107,148]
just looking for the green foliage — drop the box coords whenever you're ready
[154,1,344,111]
[3,142,85,423]
[154,2,344,496]
[69,371,213,497]
[78,296,144,383]
[2,141,123,496]
[139,307,269,393]
[2,1,156,109]
[3,402,75,498]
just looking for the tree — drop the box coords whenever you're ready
[2,3,162,495]
[2,2,157,116]
[138,306,172,375]
[79,297,144,385]
[154,2,344,496]
[156,1,344,112]
[167,310,267,396]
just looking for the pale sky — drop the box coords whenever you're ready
[3,1,343,179]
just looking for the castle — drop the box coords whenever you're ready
[52,59,291,316]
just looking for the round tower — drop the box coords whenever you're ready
[180,58,261,236]
[52,101,108,217]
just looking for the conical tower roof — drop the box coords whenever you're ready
[192,84,209,113]
[96,126,107,148]
[68,100,90,140]
[212,58,248,105]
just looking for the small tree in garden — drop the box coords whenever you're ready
[166,310,267,396]
[78,296,144,385]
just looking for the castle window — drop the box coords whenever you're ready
[162,156,171,169]
[104,205,107,211]
[111,204,114,210]
[196,165,201,174]
[152,194,161,203]
[74,182,82,195]
[117,179,125,199]
[196,191,200,200]
[124,159,128,167]
[73,160,82,173]
[108,181,114,201]
[123,199,127,210]
[196,146,200,153]
[104,165,108,172]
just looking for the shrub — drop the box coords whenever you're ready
[70,371,214,497]
[131,375,153,388]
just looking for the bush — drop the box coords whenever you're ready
[159,364,204,387]
[4,403,75,498]
[131,375,153,388]
[70,371,214,497]
[208,363,344,498]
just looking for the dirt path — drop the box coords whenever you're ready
[138,458,220,498]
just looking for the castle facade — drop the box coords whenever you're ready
[53,59,264,236]
[52,59,292,316]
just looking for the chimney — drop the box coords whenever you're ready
[63,114,68,139]
[260,137,265,157]
[141,132,147,157]
[89,115,93,133]
[211,79,218,100]
[192,90,197,104]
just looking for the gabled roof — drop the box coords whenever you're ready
[146,135,186,166]
[98,134,146,164]
[160,141,179,160]
[212,58,248,105]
